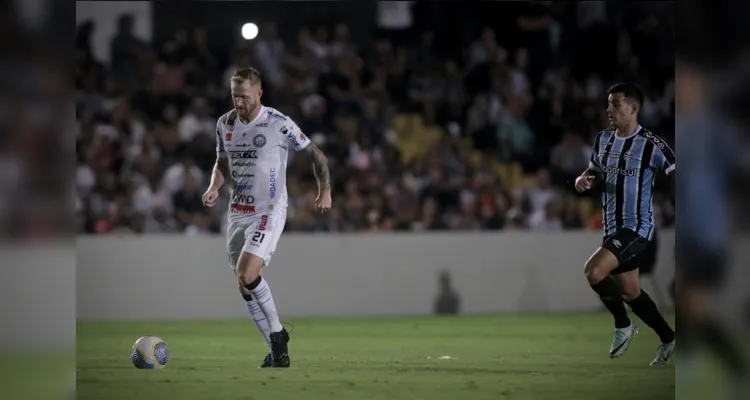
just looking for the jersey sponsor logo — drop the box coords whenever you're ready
[253,134,267,148]
[602,166,637,176]
[229,150,258,159]
[233,160,256,168]
[269,168,277,199]
[230,204,256,213]
[233,143,252,148]
[258,215,269,231]
[280,126,306,148]
[235,184,254,191]
[232,193,255,204]
[231,187,256,213]
[267,110,287,121]
[232,171,255,180]
[254,122,268,127]
[642,131,666,149]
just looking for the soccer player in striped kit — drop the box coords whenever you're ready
[575,83,676,365]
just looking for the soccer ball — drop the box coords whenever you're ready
[131,336,169,369]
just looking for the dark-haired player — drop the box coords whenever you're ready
[575,83,676,365]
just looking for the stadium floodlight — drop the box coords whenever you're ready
[241,23,258,40]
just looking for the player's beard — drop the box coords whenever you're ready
[238,101,258,122]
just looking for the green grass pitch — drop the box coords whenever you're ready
[77,312,676,400]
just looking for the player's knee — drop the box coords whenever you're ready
[238,284,252,296]
[620,289,640,302]
[584,261,608,285]
[236,254,264,288]
[238,270,261,288]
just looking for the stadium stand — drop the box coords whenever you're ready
[75,2,675,235]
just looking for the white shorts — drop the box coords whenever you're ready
[226,209,286,271]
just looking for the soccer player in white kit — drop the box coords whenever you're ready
[202,68,332,368]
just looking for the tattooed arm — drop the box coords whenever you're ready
[305,141,331,193]
[305,142,332,212]
[203,120,231,207]
[278,115,332,212]
[209,155,230,191]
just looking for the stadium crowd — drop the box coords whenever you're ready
[76,4,675,235]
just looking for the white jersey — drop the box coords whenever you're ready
[216,106,310,223]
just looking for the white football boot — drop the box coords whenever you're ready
[609,322,638,358]
[649,339,675,366]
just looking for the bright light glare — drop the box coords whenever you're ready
[241,23,258,40]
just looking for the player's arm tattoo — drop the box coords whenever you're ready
[210,156,230,189]
[305,142,331,192]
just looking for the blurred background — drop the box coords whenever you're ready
[75,1,676,236]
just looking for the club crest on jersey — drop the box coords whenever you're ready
[623,151,634,160]
[225,133,232,141]
[253,134,267,148]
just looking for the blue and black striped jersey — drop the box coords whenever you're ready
[589,125,675,240]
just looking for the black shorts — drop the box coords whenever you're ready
[601,228,654,275]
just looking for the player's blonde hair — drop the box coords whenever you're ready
[230,67,262,87]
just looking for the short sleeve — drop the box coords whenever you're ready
[651,140,676,175]
[278,118,311,151]
[216,120,226,157]
[589,133,602,172]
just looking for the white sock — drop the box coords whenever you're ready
[250,277,284,333]
[244,296,272,351]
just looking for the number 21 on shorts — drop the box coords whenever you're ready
[251,232,265,244]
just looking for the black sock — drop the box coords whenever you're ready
[700,320,746,377]
[244,276,262,291]
[242,294,253,302]
[626,290,675,343]
[590,277,631,328]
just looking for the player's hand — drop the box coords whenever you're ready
[315,190,332,213]
[202,188,220,207]
[575,175,595,192]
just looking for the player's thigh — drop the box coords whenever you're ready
[239,211,286,274]
[603,229,650,270]
[586,229,645,281]
[584,247,620,283]
[227,221,251,273]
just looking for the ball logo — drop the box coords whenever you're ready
[269,168,276,199]
[253,134,267,148]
